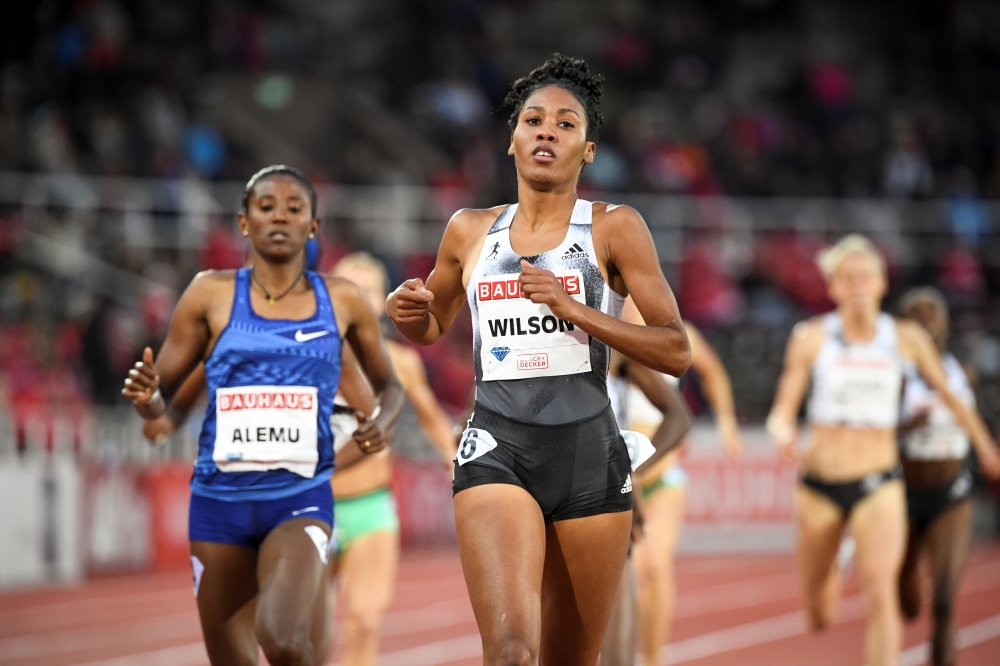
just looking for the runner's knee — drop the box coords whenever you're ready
[257,613,315,665]
[344,608,383,646]
[805,602,834,631]
[485,635,537,666]
[861,578,898,618]
[932,591,955,624]
[258,631,313,666]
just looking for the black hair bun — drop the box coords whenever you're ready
[504,53,606,141]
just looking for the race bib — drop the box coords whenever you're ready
[456,427,499,466]
[823,354,901,425]
[213,385,319,477]
[476,271,591,381]
[621,430,657,471]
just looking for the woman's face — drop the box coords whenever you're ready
[238,176,318,262]
[904,299,949,350]
[827,251,887,314]
[509,85,595,189]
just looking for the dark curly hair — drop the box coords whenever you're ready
[504,53,606,142]
[241,165,317,218]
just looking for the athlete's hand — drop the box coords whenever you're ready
[766,413,798,462]
[719,419,745,457]
[142,414,176,444]
[122,347,161,405]
[977,441,1000,480]
[387,278,434,325]
[352,410,388,455]
[519,260,580,320]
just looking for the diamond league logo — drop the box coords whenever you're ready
[490,346,511,361]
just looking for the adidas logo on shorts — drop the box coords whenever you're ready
[621,474,632,494]
[561,243,589,260]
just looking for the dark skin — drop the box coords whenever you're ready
[122,175,404,666]
[896,295,987,666]
[600,353,692,666]
[388,85,691,665]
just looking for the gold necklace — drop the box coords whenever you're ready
[251,266,304,305]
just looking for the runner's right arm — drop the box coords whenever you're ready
[628,360,692,475]
[122,272,223,420]
[687,323,743,456]
[142,364,206,442]
[387,208,499,345]
[766,320,823,460]
[390,342,457,463]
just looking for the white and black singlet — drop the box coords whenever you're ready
[454,200,633,521]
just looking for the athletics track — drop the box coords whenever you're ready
[1,545,999,666]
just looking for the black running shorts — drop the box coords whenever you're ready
[907,469,973,534]
[452,402,633,522]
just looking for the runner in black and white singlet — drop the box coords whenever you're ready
[386,55,691,665]
[122,166,404,666]
[896,287,1000,666]
[765,235,1000,666]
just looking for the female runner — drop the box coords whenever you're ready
[122,165,404,666]
[601,353,692,666]
[386,54,691,665]
[765,234,1000,666]
[896,287,1000,666]
[331,252,456,666]
[617,296,743,666]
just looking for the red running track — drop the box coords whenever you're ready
[1,544,999,666]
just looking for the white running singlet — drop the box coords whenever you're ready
[808,312,903,429]
[900,353,974,460]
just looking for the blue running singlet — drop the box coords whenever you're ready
[192,268,342,501]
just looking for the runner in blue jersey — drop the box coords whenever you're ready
[122,165,404,666]
[387,55,692,665]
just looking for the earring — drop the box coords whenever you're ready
[309,233,314,239]
[242,231,249,237]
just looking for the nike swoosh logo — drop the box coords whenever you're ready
[291,506,320,516]
[295,330,330,342]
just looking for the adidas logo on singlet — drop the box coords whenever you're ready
[621,474,632,494]
[561,243,589,260]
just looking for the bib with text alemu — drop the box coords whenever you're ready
[213,385,319,477]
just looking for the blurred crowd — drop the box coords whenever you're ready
[1,0,1000,445]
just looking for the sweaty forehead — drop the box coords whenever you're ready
[522,85,586,117]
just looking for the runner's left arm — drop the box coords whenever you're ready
[903,321,1000,478]
[517,206,691,376]
[332,278,405,461]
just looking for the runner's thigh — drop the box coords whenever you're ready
[190,541,259,666]
[455,483,546,664]
[851,482,907,590]
[541,510,633,666]
[256,517,333,661]
[796,486,845,597]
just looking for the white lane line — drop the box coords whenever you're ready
[0,611,200,660]
[664,596,866,665]
[73,642,209,666]
[662,559,1000,666]
[892,612,1000,666]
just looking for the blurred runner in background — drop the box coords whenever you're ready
[766,235,1000,666]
